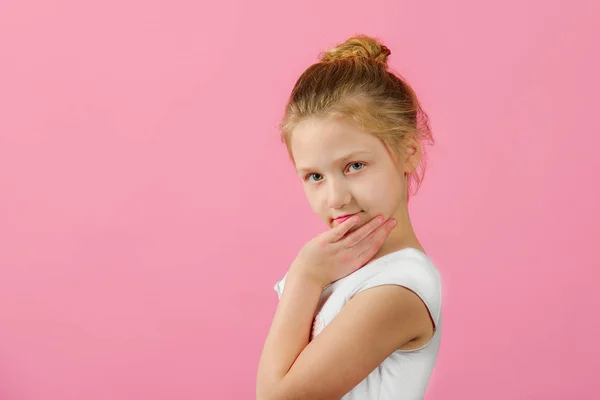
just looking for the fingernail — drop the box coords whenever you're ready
[391,219,398,227]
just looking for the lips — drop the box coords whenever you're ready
[333,212,360,223]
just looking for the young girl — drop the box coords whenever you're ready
[256,34,442,400]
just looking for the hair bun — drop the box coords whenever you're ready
[319,34,391,65]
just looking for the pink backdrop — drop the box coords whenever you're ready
[1,0,598,398]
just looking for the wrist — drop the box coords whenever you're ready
[288,263,327,291]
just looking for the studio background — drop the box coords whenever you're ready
[1,0,598,398]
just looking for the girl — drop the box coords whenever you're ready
[256,34,442,400]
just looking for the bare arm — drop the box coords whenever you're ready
[256,269,323,399]
[256,215,432,399]
[256,271,431,400]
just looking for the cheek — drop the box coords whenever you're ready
[304,187,324,213]
[362,174,403,211]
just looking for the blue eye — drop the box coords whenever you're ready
[348,162,365,172]
[305,173,323,183]
[304,162,365,183]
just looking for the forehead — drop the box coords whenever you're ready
[291,118,380,170]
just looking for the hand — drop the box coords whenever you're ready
[289,214,398,289]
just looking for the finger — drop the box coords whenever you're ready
[355,219,397,264]
[365,218,398,250]
[328,215,361,243]
[342,215,387,248]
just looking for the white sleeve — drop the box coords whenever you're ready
[273,274,287,300]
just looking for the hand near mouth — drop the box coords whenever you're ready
[289,214,398,288]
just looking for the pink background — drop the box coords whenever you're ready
[1,0,599,398]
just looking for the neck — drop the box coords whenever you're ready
[372,205,425,262]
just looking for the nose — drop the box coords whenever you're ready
[326,178,351,209]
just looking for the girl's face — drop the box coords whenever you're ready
[290,117,412,232]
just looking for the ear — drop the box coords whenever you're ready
[403,137,422,175]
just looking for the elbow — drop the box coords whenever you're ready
[258,376,333,400]
[257,387,332,400]
[256,388,277,400]
[256,379,278,400]
[256,384,288,400]
[256,374,288,400]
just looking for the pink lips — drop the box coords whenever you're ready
[333,213,359,223]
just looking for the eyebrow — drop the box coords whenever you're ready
[295,150,373,174]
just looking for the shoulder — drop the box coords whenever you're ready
[348,248,442,328]
[269,275,435,398]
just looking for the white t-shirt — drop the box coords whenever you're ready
[273,247,442,400]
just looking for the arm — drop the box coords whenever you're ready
[256,270,432,400]
[256,269,324,399]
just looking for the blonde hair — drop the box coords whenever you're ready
[279,34,434,196]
